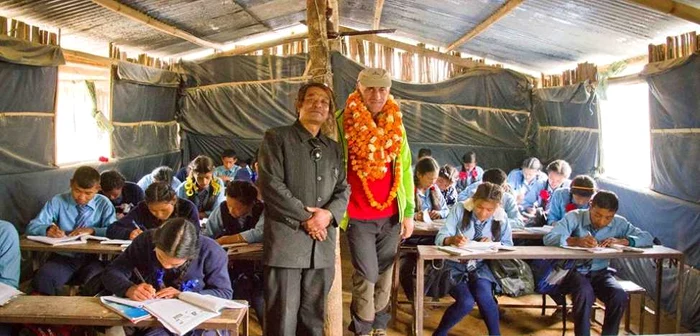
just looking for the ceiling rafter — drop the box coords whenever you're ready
[445,0,524,52]
[625,0,700,25]
[372,0,385,30]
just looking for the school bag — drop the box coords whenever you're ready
[488,259,535,297]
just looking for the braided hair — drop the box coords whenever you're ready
[152,218,200,290]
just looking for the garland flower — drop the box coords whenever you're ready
[184,176,221,197]
[344,91,403,210]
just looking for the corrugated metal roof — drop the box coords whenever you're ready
[0,0,698,70]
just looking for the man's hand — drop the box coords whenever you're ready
[155,287,181,299]
[308,228,328,241]
[126,283,156,301]
[599,237,629,247]
[568,234,598,248]
[46,224,65,238]
[69,227,95,237]
[129,229,143,240]
[400,217,414,239]
[304,207,332,232]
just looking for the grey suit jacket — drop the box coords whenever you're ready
[258,120,349,269]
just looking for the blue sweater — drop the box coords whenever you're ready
[100,182,145,216]
[106,198,199,240]
[102,230,232,299]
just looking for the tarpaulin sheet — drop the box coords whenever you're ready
[0,115,54,174]
[179,54,308,87]
[0,61,57,112]
[646,53,700,203]
[0,151,179,231]
[111,123,179,159]
[531,83,600,176]
[181,132,260,167]
[116,61,180,87]
[0,35,65,67]
[111,77,178,123]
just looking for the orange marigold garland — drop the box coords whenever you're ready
[344,91,403,210]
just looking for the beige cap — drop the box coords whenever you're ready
[357,68,392,88]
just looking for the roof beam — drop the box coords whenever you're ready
[340,26,481,68]
[625,0,700,25]
[205,33,309,60]
[89,0,224,50]
[372,0,385,30]
[445,0,524,52]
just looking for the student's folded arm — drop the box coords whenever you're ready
[200,241,233,299]
[240,214,264,243]
[621,219,654,247]
[499,220,514,246]
[543,212,576,247]
[102,241,142,297]
[106,220,132,240]
[323,149,349,228]
[26,199,59,236]
[436,206,462,246]
[547,194,565,225]
[257,131,311,229]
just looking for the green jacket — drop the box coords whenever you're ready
[335,109,415,230]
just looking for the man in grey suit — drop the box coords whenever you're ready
[258,82,349,336]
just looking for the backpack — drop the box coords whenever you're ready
[488,259,535,297]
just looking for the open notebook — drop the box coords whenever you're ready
[101,292,247,334]
[0,282,23,306]
[562,244,645,254]
[27,234,130,246]
[438,241,515,256]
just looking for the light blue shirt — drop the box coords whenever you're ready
[457,181,524,229]
[455,166,484,192]
[416,185,449,219]
[176,178,226,216]
[507,169,548,209]
[26,192,117,237]
[205,204,265,243]
[539,179,572,211]
[136,174,181,191]
[543,209,654,271]
[547,188,589,225]
[0,221,20,288]
[436,205,514,247]
[214,165,240,180]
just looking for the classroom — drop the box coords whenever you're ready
[0,0,699,335]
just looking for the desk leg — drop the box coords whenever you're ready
[390,247,401,327]
[675,256,684,333]
[414,256,424,336]
[242,307,249,336]
[655,258,662,334]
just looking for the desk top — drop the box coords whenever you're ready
[227,243,263,261]
[0,296,246,329]
[412,226,545,240]
[20,237,125,255]
[417,245,683,261]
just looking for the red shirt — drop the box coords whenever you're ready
[347,162,398,220]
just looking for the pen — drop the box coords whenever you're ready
[132,220,141,230]
[133,267,147,284]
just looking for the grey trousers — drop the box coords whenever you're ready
[346,214,401,334]
[263,266,334,336]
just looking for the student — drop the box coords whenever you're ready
[458,168,524,230]
[456,151,484,192]
[433,182,513,336]
[233,158,255,183]
[436,165,459,206]
[507,157,547,213]
[176,156,226,219]
[417,148,432,160]
[137,166,181,191]
[544,191,653,336]
[26,166,117,295]
[102,218,232,336]
[213,149,240,183]
[538,160,573,210]
[99,170,145,219]
[205,181,264,325]
[0,220,20,288]
[414,157,449,221]
[175,166,190,183]
[547,175,596,225]
[107,182,199,240]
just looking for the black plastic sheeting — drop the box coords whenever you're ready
[178,54,308,87]
[0,35,65,67]
[0,61,57,112]
[181,133,260,167]
[116,61,180,87]
[112,123,179,159]
[531,83,600,176]
[111,75,178,123]
[0,152,180,231]
[647,54,700,203]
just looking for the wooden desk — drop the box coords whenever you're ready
[20,238,125,255]
[226,243,263,261]
[413,245,685,335]
[0,296,248,336]
[412,226,545,240]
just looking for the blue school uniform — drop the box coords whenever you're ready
[440,185,458,206]
[0,221,20,288]
[26,192,117,295]
[507,169,548,210]
[176,178,226,217]
[433,206,513,336]
[106,198,199,240]
[455,166,484,192]
[538,179,572,211]
[234,165,256,183]
[546,188,588,225]
[457,181,524,230]
[213,165,240,181]
[416,185,449,219]
[543,209,653,336]
[100,181,145,217]
[136,174,181,191]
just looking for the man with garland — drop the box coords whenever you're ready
[336,68,415,336]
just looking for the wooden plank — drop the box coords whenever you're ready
[205,33,308,59]
[90,0,224,50]
[31,26,40,43]
[445,0,524,52]
[20,238,124,255]
[625,0,700,25]
[340,26,482,68]
[372,0,385,30]
[0,17,7,36]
